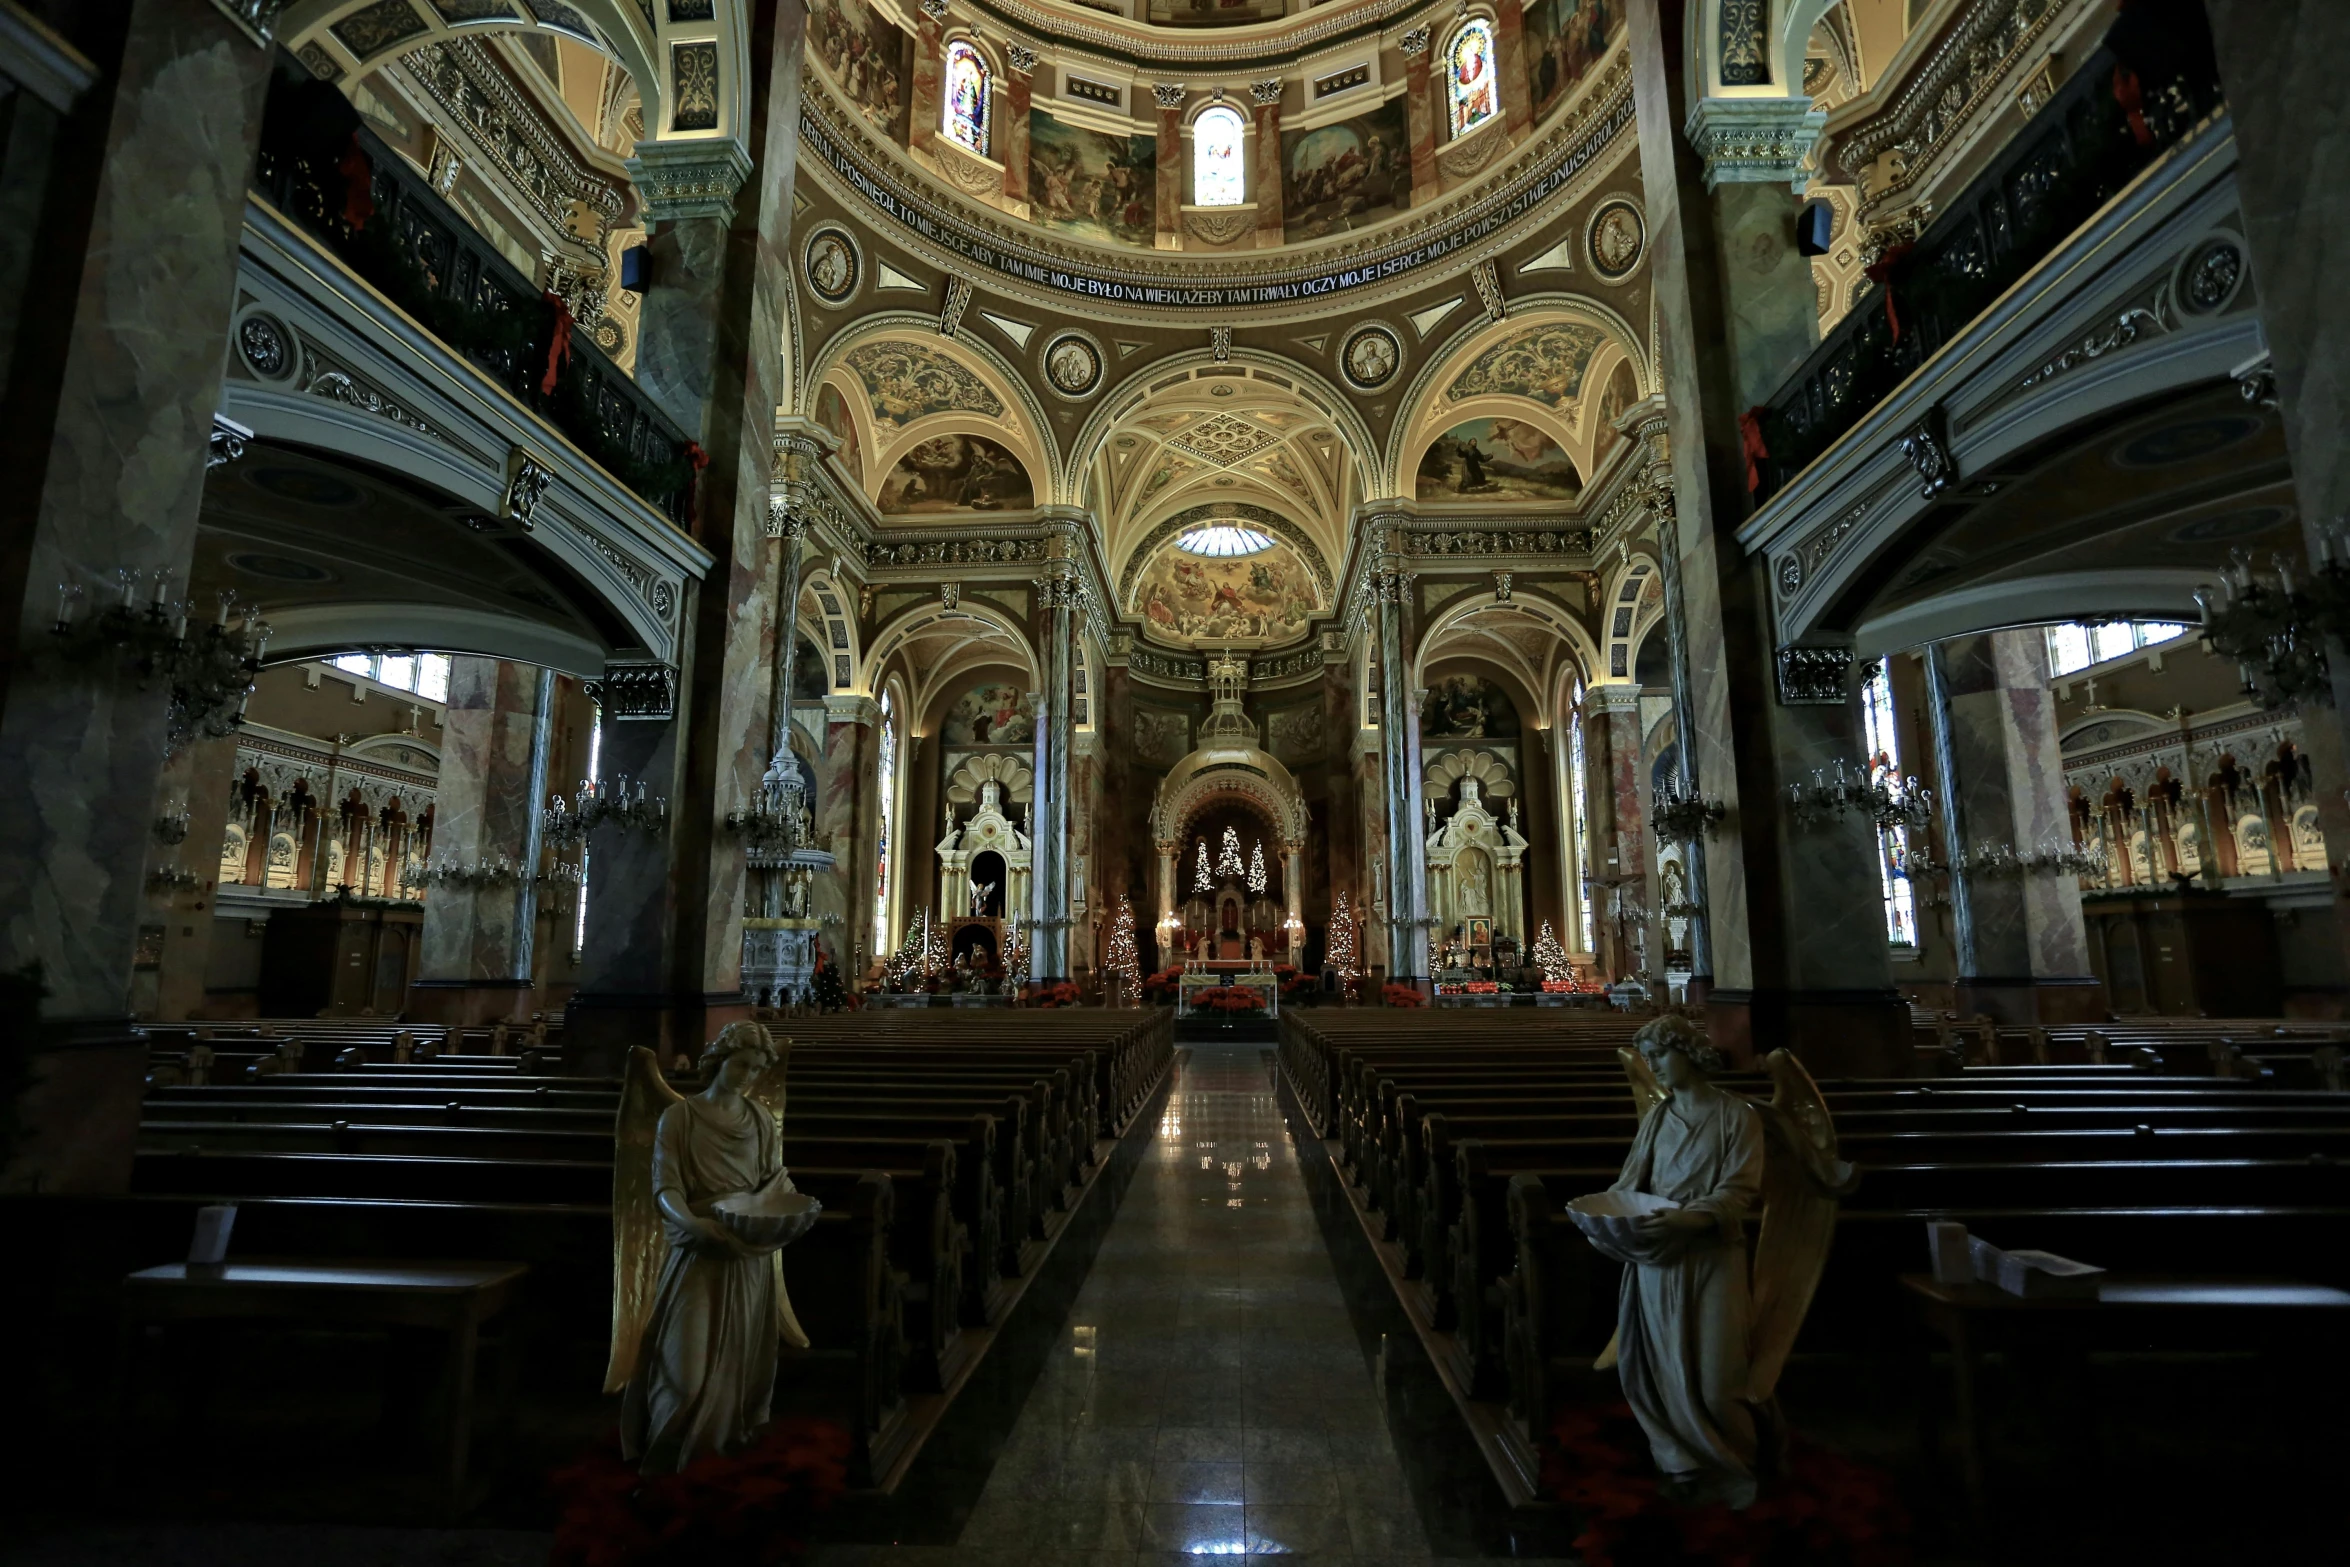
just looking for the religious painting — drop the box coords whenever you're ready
[1132,540,1321,648]
[1281,97,1412,243]
[1422,674,1522,739]
[791,630,829,699]
[940,682,1038,744]
[877,433,1034,514]
[1029,110,1157,247]
[1415,418,1583,503]
[1147,0,1285,24]
[1133,707,1192,766]
[1265,703,1327,765]
[1446,321,1609,410]
[1524,0,1619,121]
[813,382,863,486]
[842,340,1004,428]
[807,0,909,139]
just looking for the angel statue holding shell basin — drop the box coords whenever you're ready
[1568,1015,1855,1509]
[604,1023,822,1474]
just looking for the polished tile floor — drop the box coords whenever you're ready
[811,1044,1491,1565]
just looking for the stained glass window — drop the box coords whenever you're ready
[943,41,989,158]
[1568,680,1592,951]
[1193,103,1245,207]
[875,689,898,955]
[1860,665,1918,948]
[1447,18,1498,138]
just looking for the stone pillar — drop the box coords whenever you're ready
[1250,79,1284,247]
[909,0,945,157]
[0,0,269,1055]
[1029,566,1079,981]
[1627,0,1907,1074]
[1399,27,1438,205]
[2202,0,2350,958]
[1002,47,1034,209]
[1373,563,1430,980]
[1283,842,1303,933]
[1927,633,2103,1022]
[573,0,806,1067]
[1152,84,1184,250]
[1155,838,1178,954]
[413,660,554,1023]
[1497,0,1531,143]
[768,512,808,767]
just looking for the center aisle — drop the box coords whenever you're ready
[813,1042,1437,1563]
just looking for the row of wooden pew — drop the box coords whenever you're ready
[129,1008,1175,1490]
[141,1017,567,1083]
[1275,1007,2350,1506]
[1911,1007,2350,1086]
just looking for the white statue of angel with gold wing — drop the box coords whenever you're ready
[1570,1014,1854,1508]
[604,1023,819,1473]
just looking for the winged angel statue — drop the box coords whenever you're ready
[603,1023,820,1473]
[1570,1015,1855,1508]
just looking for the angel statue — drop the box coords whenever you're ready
[1568,1015,1853,1508]
[604,1023,820,1473]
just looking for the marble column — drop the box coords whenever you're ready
[1627,2,1906,1074]
[1497,0,1532,143]
[1400,29,1438,205]
[1282,843,1303,936]
[145,731,241,1021]
[768,512,808,767]
[1029,566,1079,981]
[1373,564,1430,981]
[1152,85,1184,250]
[570,0,806,1067]
[1250,80,1285,247]
[909,2,945,157]
[2201,0,2350,960]
[1927,633,2102,1022]
[0,1,269,1042]
[413,659,554,1023]
[1155,838,1179,957]
[1002,51,1033,209]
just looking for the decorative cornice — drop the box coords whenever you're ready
[1683,96,1828,192]
[6,4,99,108]
[625,138,755,224]
[1152,83,1188,109]
[961,0,1428,69]
[1399,26,1432,56]
[1005,40,1038,74]
[1249,79,1284,105]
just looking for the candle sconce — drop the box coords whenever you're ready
[1651,776,1728,841]
[146,866,201,894]
[52,575,271,750]
[152,808,193,846]
[2196,536,2350,708]
[407,856,530,891]
[544,774,669,846]
[725,769,814,852]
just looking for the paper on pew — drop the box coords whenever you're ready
[1926,1220,1971,1286]
[1997,1249,2107,1299]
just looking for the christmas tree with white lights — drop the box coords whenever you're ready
[1247,840,1267,893]
[1532,920,1573,987]
[1194,838,1214,892]
[1216,826,1243,880]
[1327,890,1358,979]
[1104,896,1140,1001]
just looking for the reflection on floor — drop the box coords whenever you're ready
[812,1044,1564,1564]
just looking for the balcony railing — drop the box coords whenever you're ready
[1750,16,2225,504]
[253,56,694,528]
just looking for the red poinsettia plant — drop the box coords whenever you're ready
[549,1418,853,1567]
[1022,981,1083,1008]
[1382,982,1426,1008]
[1194,985,1266,1013]
[1141,966,1184,1004]
[1543,1401,1910,1567]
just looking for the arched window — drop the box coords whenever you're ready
[1859,665,1918,948]
[1193,103,1246,207]
[943,41,990,157]
[874,689,899,955]
[1567,678,1592,950]
[1447,18,1499,138]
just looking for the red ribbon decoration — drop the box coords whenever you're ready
[540,290,573,395]
[338,133,376,231]
[1863,242,1914,343]
[1738,407,1770,495]
[684,440,711,532]
[2112,65,2153,147]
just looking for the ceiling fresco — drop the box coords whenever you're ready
[843,340,1004,430]
[1446,321,1611,410]
[1415,417,1583,503]
[1133,535,1323,650]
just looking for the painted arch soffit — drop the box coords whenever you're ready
[1117,501,1335,614]
[807,313,1061,504]
[279,1,752,158]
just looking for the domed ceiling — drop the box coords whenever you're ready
[1126,509,1332,650]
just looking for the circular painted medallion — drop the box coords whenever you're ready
[802,226,860,307]
[1339,323,1402,392]
[1586,197,1647,284]
[1041,330,1105,399]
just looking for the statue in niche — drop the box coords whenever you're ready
[1569,1017,1853,1508]
[607,1024,815,1473]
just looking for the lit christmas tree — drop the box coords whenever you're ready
[882,907,926,987]
[1003,912,1030,988]
[1327,890,1358,978]
[807,940,851,1012]
[1104,896,1141,1001]
[1216,826,1244,880]
[923,912,952,982]
[1247,840,1267,893]
[1194,838,1214,893]
[1532,920,1573,986]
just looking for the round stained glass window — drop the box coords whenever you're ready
[1176,524,1275,557]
